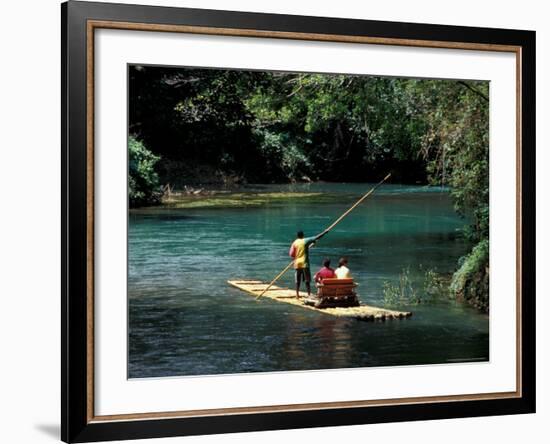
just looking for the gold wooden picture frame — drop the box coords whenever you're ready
[62,1,535,442]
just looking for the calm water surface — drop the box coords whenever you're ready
[128,183,489,378]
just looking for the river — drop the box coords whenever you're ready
[128,183,489,378]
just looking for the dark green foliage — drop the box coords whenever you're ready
[128,136,161,208]
[450,240,489,312]
[245,74,429,182]
[417,80,490,243]
[130,66,269,183]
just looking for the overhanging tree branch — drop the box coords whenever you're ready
[457,81,489,102]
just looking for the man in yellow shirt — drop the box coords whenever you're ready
[289,230,329,298]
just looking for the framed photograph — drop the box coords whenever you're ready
[61,1,535,442]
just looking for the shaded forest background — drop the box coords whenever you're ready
[128,65,489,311]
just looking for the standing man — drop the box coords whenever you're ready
[289,230,328,298]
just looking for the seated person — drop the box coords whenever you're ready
[335,257,352,279]
[314,258,336,284]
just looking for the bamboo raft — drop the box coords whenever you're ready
[228,280,412,321]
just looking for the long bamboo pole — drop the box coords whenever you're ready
[256,173,391,300]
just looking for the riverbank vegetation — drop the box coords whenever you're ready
[382,266,454,308]
[128,135,161,207]
[128,65,489,311]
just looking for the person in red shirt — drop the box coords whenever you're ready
[314,258,336,284]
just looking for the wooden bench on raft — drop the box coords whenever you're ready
[304,278,360,309]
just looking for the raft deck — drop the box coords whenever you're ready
[228,280,412,321]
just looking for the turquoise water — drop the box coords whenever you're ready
[128,183,489,378]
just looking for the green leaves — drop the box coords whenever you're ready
[128,135,161,208]
[449,239,489,312]
[382,266,451,308]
